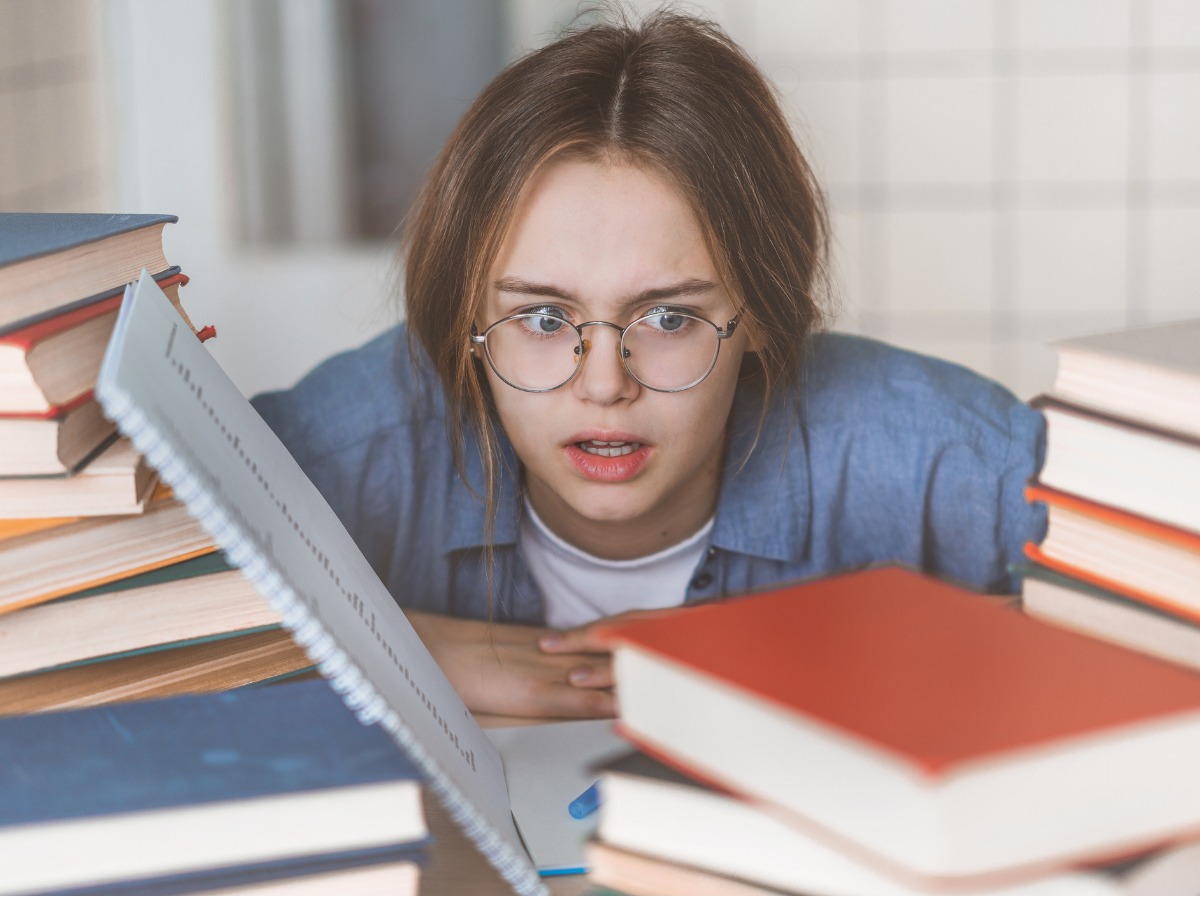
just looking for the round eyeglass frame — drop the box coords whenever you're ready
[469,311,742,393]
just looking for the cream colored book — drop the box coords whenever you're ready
[204,859,420,896]
[0,437,158,518]
[1051,318,1200,440]
[0,554,281,679]
[0,629,314,716]
[0,395,116,475]
[0,490,216,615]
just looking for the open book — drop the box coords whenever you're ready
[96,273,543,894]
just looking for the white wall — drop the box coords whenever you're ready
[100,0,1200,401]
[103,0,397,398]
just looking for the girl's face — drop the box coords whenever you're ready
[479,157,750,560]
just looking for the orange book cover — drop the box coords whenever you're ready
[597,566,1200,775]
[1026,483,1200,552]
[0,272,189,353]
[0,516,80,544]
[1025,483,1200,623]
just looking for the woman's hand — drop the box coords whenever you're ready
[537,608,671,691]
[405,609,615,719]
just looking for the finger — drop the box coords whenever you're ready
[529,683,617,719]
[566,658,615,689]
[539,608,674,654]
[538,625,609,654]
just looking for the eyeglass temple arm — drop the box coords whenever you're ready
[717,315,741,340]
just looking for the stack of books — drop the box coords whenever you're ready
[0,213,311,711]
[588,566,1200,895]
[0,213,187,510]
[1021,319,1200,673]
[0,678,428,894]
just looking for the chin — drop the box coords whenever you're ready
[567,486,657,525]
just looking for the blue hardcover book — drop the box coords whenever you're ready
[62,843,425,896]
[0,213,177,331]
[0,678,427,894]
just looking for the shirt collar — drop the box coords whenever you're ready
[442,376,812,564]
[710,377,811,563]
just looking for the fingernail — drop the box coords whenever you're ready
[569,667,591,685]
[540,634,562,650]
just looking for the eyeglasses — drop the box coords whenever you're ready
[469,309,741,393]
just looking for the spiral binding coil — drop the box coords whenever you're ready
[97,381,547,897]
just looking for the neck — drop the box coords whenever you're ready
[524,468,721,562]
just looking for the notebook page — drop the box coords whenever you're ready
[96,272,542,895]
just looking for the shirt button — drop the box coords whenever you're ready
[690,571,714,590]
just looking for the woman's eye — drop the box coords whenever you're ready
[522,307,569,335]
[643,309,690,333]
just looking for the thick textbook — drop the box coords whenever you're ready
[592,751,1200,896]
[0,271,189,414]
[596,566,1200,885]
[1020,562,1200,673]
[0,212,174,329]
[0,552,281,679]
[0,436,157,518]
[0,488,216,615]
[0,394,117,475]
[1036,397,1200,534]
[1025,483,1200,624]
[1050,318,1200,441]
[96,853,423,896]
[0,627,313,715]
[0,678,427,894]
[95,271,542,893]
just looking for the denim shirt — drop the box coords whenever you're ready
[251,325,1046,624]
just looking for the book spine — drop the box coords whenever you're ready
[96,381,545,897]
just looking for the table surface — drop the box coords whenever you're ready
[420,793,590,896]
[419,715,595,896]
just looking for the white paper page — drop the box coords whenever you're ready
[96,273,541,895]
[487,719,633,876]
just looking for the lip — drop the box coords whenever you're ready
[564,431,653,483]
[566,430,650,447]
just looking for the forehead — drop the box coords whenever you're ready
[489,157,718,300]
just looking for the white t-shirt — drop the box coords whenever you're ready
[519,497,715,630]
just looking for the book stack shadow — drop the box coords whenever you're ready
[1021,319,1200,674]
[0,214,427,894]
[586,566,1200,896]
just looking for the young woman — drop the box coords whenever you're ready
[253,11,1045,719]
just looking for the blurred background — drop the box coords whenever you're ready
[1,0,1197,400]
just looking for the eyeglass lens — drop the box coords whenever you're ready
[483,313,722,392]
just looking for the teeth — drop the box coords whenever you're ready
[579,440,641,457]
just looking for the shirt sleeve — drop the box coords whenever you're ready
[919,394,1047,594]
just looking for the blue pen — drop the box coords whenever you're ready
[568,780,601,819]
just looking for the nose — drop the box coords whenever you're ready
[572,321,639,404]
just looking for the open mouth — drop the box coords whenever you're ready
[576,439,642,458]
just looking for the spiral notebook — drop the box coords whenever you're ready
[96,272,544,895]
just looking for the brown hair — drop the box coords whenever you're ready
[403,8,829,535]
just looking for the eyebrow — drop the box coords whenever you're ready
[492,276,719,307]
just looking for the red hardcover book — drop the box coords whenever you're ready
[1025,483,1200,625]
[596,566,1200,888]
[0,273,189,416]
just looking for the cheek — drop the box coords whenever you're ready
[486,376,547,453]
